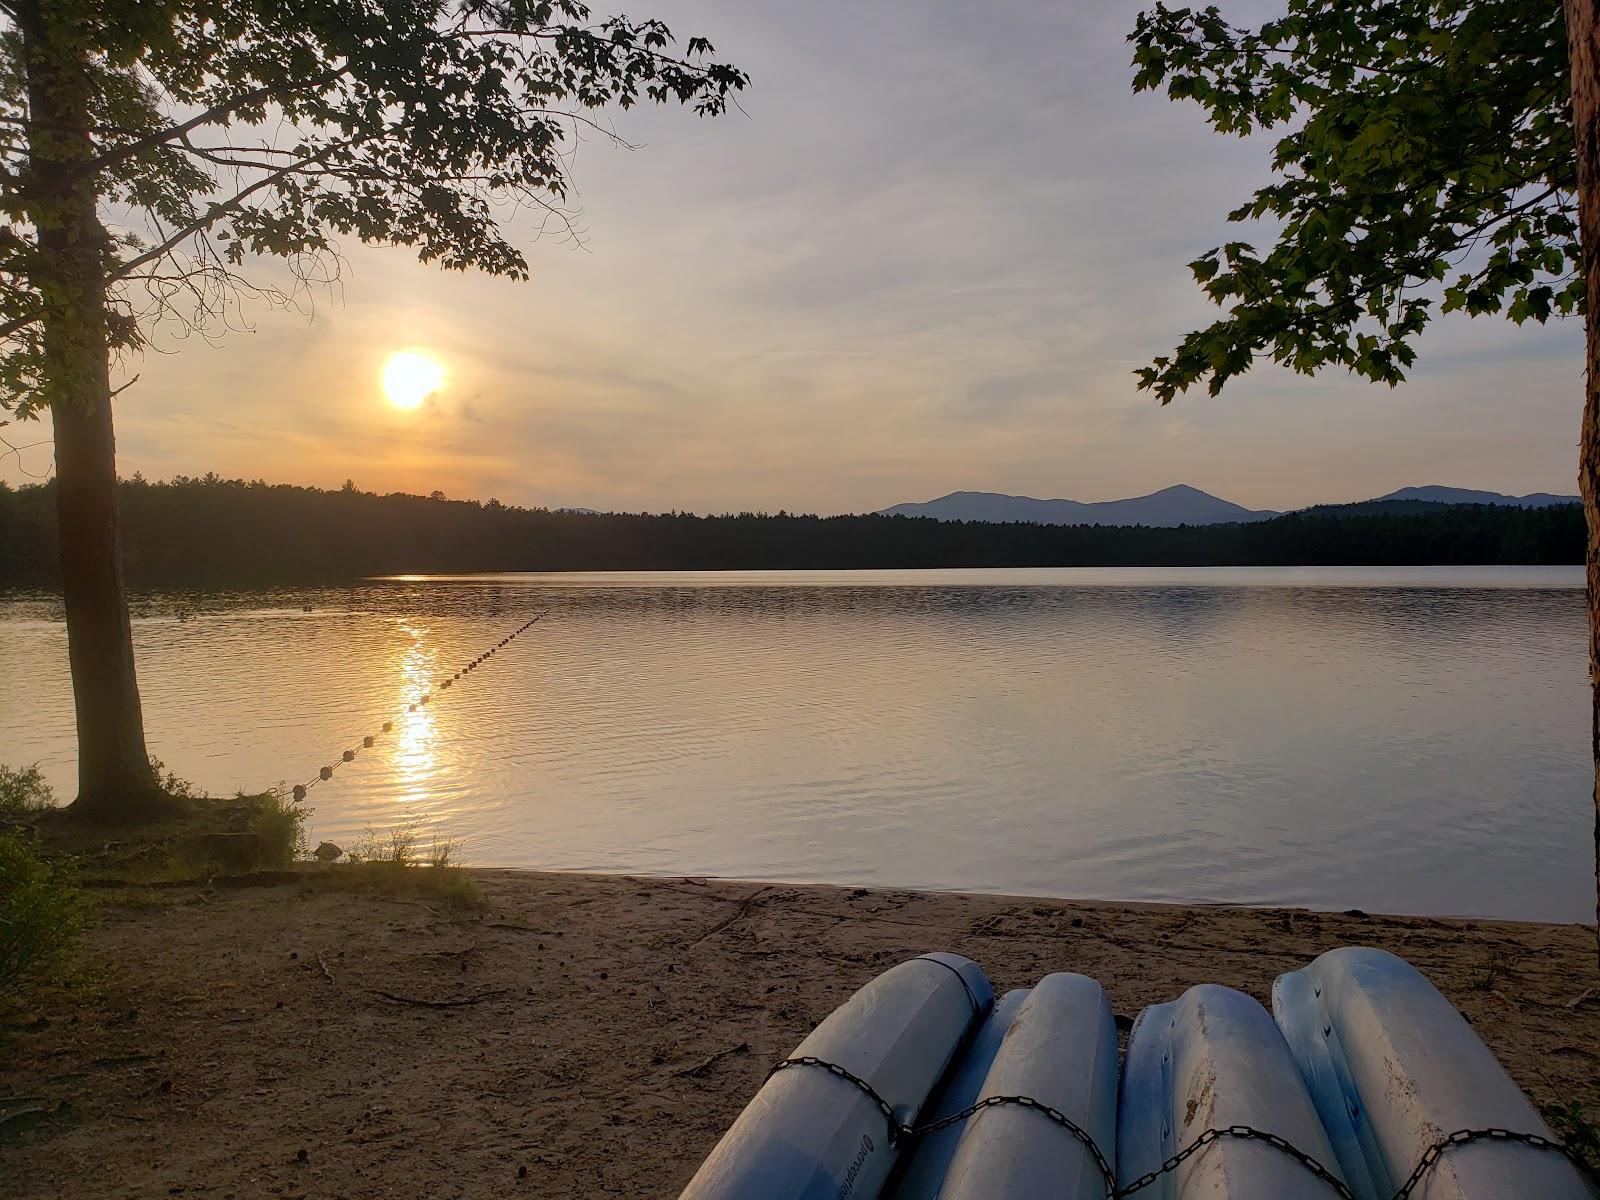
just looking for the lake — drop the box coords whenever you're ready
[0,566,1590,922]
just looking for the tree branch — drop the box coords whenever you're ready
[107,145,340,284]
[76,65,348,186]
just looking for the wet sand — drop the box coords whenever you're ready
[5,869,1598,1198]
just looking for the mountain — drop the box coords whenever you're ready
[1371,485,1579,508]
[878,484,1279,527]
[877,482,1581,528]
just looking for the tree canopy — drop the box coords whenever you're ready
[1,0,748,417]
[1129,1,1575,400]
[0,474,1579,583]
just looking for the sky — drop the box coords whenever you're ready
[9,0,1584,514]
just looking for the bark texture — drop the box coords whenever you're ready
[1568,0,1600,947]
[20,0,161,818]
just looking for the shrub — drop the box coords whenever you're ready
[0,763,53,816]
[251,791,307,868]
[0,830,85,991]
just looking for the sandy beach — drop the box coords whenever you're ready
[5,869,1598,1199]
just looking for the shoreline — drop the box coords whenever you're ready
[474,866,1600,928]
[6,868,1598,1197]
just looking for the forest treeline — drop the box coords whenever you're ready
[0,474,1582,586]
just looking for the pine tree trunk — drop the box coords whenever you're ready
[1568,0,1600,954]
[20,0,163,819]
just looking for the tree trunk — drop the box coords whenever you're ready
[20,0,163,819]
[1569,0,1600,955]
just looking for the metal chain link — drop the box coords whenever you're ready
[767,1058,1117,1195]
[1389,1127,1600,1199]
[1116,1124,1353,1198]
[914,1094,1117,1197]
[766,1058,901,1141]
[762,1058,1600,1200]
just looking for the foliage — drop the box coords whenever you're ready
[328,823,479,904]
[147,754,200,801]
[51,791,306,881]
[1129,1,1574,400]
[0,830,86,991]
[1,0,748,418]
[1547,1099,1600,1172]
[0,762,53,816]
[253,791,308,868]
[0,474,1582,580]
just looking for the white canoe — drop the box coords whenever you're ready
[1120,983,1348,1199]
[934,972,1119,1200]
[885,987,1032,1200]
[1273,946,1598,1200]
[677,952,992,1200]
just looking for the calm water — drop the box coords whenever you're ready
[0,567,1591,922]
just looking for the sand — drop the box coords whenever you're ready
[4,869,1598,1198]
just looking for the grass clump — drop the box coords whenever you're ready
[0,828,86,995]
[316,823,480,905]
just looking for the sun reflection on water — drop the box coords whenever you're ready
[393,621,438,806]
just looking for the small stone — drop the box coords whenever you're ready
[314,842,343,863]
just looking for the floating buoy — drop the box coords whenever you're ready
[342,749,355,762]
[292,784,307,801]
[363,735,374,748]
[320,766,333,780]
[421,694,431,704]
[408,703,417,712]
[382,721,392,732]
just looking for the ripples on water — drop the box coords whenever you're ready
[0,567,1589,921]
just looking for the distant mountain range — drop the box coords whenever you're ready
[877,484,1579,528]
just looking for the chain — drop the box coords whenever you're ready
[915,1095,1118,1196]
[766,1058,902,1141]
[761,1058,1600,1200]
[1388,1127,1599,1199]
[766,1058,1117,1195]
[1116,1124,1352,1198]
[286,609,549,801]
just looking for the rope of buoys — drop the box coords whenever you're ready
[286,609,550,802]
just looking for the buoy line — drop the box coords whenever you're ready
[285,609,550,803]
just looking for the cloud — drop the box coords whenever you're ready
[10,0,1579,515]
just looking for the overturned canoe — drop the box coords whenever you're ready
[1273,946,1598,1200]
[678,952,992,1200]
[1120,983,1348,1199]
[934,972,1119,1200]
[681,946,1594,1200]
[885,987,1031,1200]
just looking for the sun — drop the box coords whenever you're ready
[381,349,447,411]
